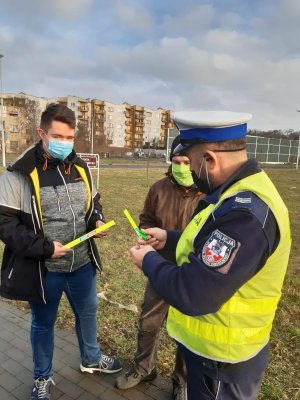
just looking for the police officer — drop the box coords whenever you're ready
[129,111,291,400]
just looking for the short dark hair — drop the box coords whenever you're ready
[40,103,76,132]
[205,138,247,150]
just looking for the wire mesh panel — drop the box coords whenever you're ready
[166,128,179,162]
[247,135,299,164]
[167,129,299,167]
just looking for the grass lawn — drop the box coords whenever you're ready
[0,165,299,399]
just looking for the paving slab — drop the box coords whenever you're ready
[0,300,170,399]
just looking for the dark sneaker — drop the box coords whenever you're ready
[172,382,187,400]
[30,377,55,400]
[115,366,157,389]
[80,353,122,374]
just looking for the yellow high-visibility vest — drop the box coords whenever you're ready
[167,171,291,363]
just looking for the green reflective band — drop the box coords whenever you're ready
[124,209,148,240]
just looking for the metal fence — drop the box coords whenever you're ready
[167,129,300,168]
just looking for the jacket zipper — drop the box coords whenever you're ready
[57,166,76,272]
[53,186,61,212]
[32,195,41,230]
[86,168,101,271]
[30,195,46,304]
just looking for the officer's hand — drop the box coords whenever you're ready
[94,220,107,238]
[51,241,72,259]
[137,228,167,250]
[130,245,155,269]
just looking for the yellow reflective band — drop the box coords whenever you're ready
[219,296,280,314]
[64,220,115,248]
[74,165,91,212]
[29,168,43,226]
[168,308,273,346]
[124,209,138,230]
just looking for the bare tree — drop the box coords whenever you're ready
[17,99,41,151]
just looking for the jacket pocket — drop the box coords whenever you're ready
[7,255,15,280]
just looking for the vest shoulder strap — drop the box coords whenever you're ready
[213,191,270,227]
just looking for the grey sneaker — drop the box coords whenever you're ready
[172,382,187,400]
[80,353,122,374]
[30,377,55,400]
[115,366,157,389]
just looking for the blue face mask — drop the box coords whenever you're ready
[48,139,74,160]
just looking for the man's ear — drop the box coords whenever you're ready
[37,128,44,141]
[204,150,217,169]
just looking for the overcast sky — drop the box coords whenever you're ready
[1,0,300,130]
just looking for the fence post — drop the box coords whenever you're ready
[254,136,258,158]
[266,138,270,163]
[296,136,300,169]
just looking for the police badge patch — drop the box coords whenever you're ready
[202,229,236,268]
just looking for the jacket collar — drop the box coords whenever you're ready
[9,141,86,174]
[204,158,261,205]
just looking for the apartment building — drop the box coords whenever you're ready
[1,93,173,154]
[48,95,91,139]
[105,102,126,147]
[1,92,47,154]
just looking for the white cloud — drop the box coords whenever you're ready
[49,0,93,18]
[114,3,154,32]
[161,5,215,37]
[1,0,300,130]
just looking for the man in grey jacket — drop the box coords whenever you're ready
[0,103,121,400]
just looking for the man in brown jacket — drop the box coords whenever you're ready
[116,136,203,400]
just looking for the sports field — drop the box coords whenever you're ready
[0,165,299,399]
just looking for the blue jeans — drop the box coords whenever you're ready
[29,262,101,379]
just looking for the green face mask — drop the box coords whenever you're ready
[171,162,194,187]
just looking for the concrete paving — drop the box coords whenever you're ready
[0,300,171,400]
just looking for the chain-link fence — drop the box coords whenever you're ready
[167,129,300,168]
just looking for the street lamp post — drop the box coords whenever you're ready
[0,54,5,168]
[296,110,300,169]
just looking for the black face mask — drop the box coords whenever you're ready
[191,158,211,194]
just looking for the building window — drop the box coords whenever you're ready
[108,115,113,120]
[146,120,151,125]
[108,107,114,112]
[10,141,19,151]
[70,102,76,108]
[9,111,18,117]
[108,123,114,128]
[10,124,18,133]
[146,112,152,117]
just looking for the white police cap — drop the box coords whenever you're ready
[172,111,252,154]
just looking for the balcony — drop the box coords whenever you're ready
[94,106,105,113]
[95,115,105,122]
[79,105,89,112]
[78,114,89,120]
[134,106,144,111]
[134,134,143,140]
